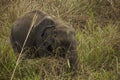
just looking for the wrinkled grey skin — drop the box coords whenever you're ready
[10,10,78,71]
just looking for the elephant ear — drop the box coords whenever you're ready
[36,16,55,37]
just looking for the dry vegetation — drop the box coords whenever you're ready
[0,0,120,80]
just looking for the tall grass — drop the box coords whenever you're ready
[0,0,120,80]
[10,12,39,80]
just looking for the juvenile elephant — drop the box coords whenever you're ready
[10,10,78,71]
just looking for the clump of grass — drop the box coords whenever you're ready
[12,57,73,80]
[76,23,120,79]
[88,0,120,26]
[0,40,16,80]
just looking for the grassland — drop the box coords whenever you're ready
[0,0,120,80]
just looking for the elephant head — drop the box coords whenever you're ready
[10,10,78,72]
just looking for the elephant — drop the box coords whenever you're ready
[10,10,78,72]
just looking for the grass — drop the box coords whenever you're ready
[0,0,120,80]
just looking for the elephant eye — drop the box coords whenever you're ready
[41,32,45,37]
[54,33,57,37]
[47,45,53,52]
[53,30,58,37]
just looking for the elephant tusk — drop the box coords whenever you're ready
[67,59,71,68]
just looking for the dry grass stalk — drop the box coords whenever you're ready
[10,12,38,80]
